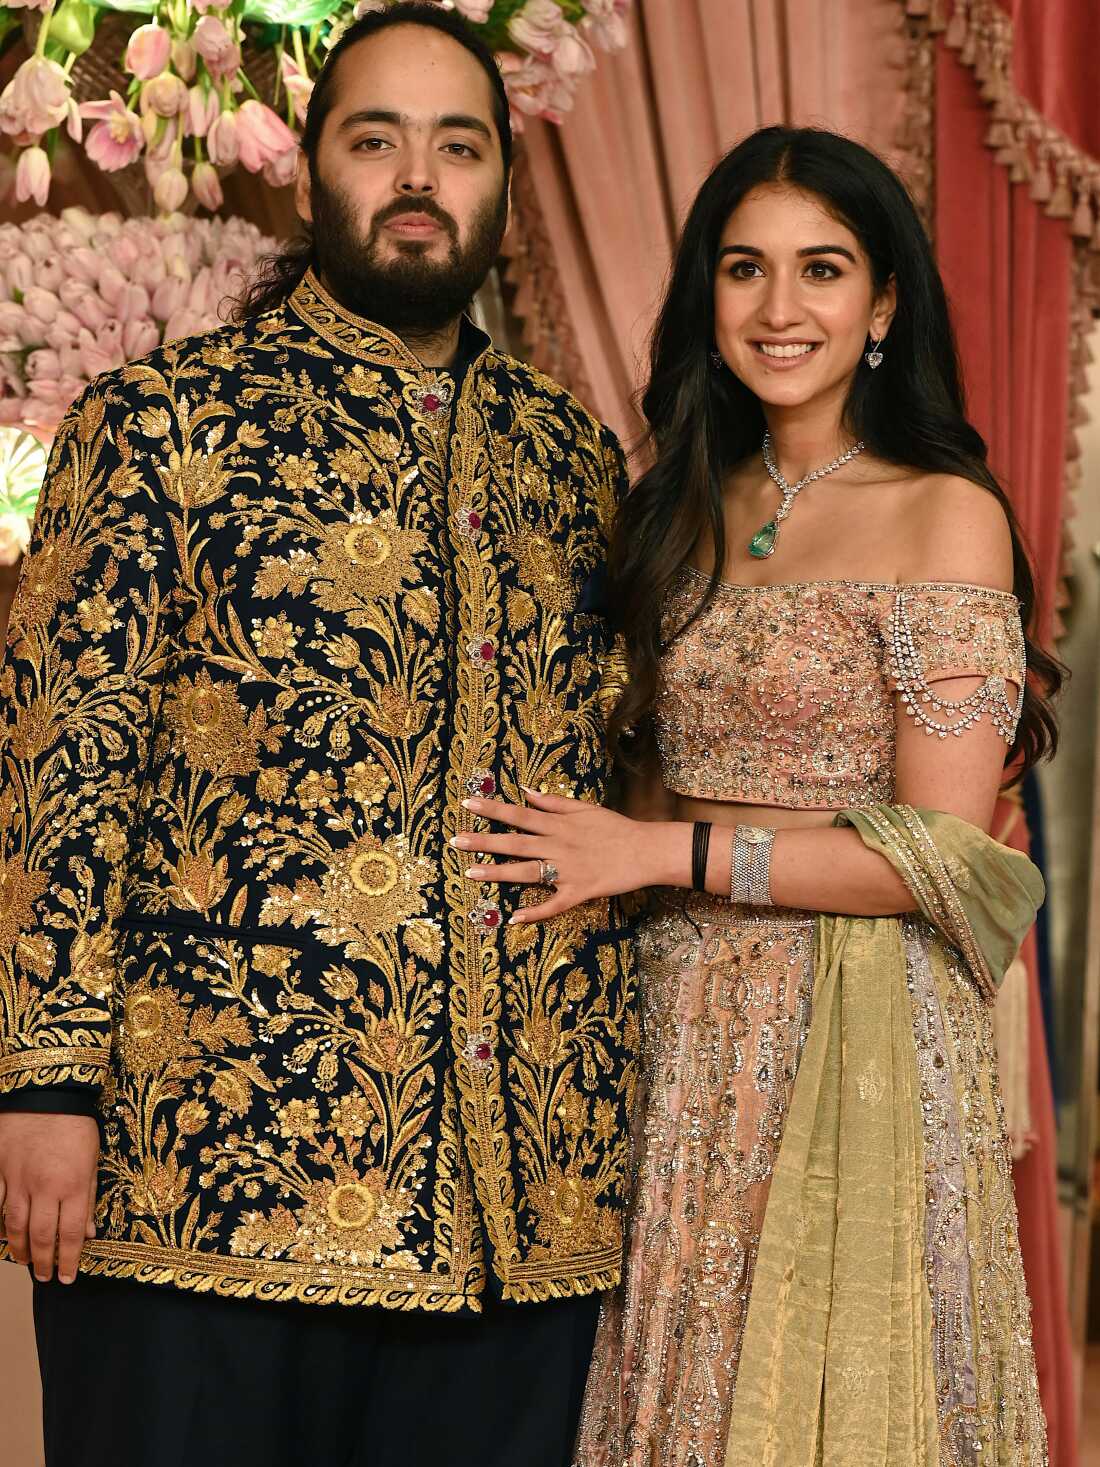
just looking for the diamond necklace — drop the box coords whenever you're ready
[748,430,866,559]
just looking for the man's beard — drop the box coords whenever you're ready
[309,175,508,336]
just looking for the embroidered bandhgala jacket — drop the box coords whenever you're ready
[0,271,639,1312]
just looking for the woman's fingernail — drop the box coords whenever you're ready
[520,785,535,794]
[59,1273,75,1285]
[508,915,523,925]
[461,799,473,809]
[466,867,482,878]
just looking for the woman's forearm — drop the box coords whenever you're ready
[647,821,915,917]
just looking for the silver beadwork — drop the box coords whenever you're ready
[730,826,776,906]
[887,588,1024,742]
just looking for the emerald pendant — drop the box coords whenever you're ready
[748,521,778,558]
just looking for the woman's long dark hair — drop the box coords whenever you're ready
[608,126,1061,779]
[233,2,512,320]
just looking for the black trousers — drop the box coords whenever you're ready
[33,1272,601,1467]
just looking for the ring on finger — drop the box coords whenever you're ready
[538,860,559,887]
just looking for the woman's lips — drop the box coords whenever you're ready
[751,340,821,370]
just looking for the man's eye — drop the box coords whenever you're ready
[443,143,477,157]
[353,137,390,152]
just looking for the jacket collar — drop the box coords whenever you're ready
[287,268,491,375]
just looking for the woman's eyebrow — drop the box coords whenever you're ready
[716,243,857,263]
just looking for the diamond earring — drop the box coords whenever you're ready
[865,336,885,370]
[710,350,725,371]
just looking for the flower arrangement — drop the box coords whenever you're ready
[0,205,276,435]
[0,0,631,213]
[0,426,45,564]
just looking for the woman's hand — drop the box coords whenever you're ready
[454,787,668,923]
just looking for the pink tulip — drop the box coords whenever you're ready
[193,16,241,81]
[4,0,54,10]
[452,0,494,19]
[14,147,50,207]
[192,161,223,211]
[171,40,197,84]
[24,285,60,325]
[82,92,144,172]
[508,0,566,55]
[131,253,167,289]
[3,253,33,293]
[236,100,296,173]
[279,53,314,127]
[35,256,64,291]
[117,284,151,322]
[0,57,71,139]
[187,86,220,139]
[96,261,126,309]
[206,110,239,167]
[552,29,595,75]
[126,24,171,82]
[107,234,141,273]
[123,318,160,359]
[148,116,179,162]
[152,275,188,321]
[60,279,98,320]
[26,347,61,380]
[154,166,188,213]
[581,0,628,51]
[262,144,297,190]
[190,0,232,11]
[163,307,202,343]
[142,72,188,119]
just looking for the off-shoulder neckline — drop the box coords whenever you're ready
[680,565,1020,603]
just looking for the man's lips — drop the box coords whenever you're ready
[383,214,447,236]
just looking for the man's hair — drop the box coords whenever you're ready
[234,2,512,320]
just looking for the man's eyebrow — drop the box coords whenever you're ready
[717,243,857,263]
[337,108,492,142]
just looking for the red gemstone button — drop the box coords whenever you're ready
[481,907,501,928]
[466,510,481,529]
[422,393,441,413]
[479,775,495,796]
[480,640,493,660]
[474,1041,492,1062]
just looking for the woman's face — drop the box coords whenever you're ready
[712,183,895,414]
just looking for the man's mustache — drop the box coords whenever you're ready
[369,198,458,244]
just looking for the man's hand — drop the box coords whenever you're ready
[0,1113,99,1284]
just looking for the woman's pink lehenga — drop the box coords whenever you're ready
[573,571,1042,1467]
[573,896,814,1467]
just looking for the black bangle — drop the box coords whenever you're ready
[691,820,712,892]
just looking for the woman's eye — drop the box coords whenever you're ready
[729,260,761,279]
[806,261,841,279]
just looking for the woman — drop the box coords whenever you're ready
[452,127,1058,1465]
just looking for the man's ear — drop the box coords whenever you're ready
[504,176,513,238]
[295,152,313,226]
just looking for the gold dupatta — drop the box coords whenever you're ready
[723,805,1045,1467]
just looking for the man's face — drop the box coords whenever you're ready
[296,25,509,335]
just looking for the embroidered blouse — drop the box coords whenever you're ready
[654,568,1026,809]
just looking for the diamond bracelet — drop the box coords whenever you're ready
[730,826,776,906]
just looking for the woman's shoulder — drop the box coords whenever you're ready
[892,472,1015,593]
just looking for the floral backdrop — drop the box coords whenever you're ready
[0,0,630,548]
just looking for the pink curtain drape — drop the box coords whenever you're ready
[929,4,1098,1462]
[505,0,927,444]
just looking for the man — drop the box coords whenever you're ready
[0,8,637,1464]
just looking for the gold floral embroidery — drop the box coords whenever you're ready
[0,271,635,1312]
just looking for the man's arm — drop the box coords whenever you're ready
[0,380,174,1279]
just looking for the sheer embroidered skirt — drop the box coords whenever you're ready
[573,893,815,1467]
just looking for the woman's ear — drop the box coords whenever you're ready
[870,275,897,340]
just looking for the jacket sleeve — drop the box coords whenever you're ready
[0,380,175,1099]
